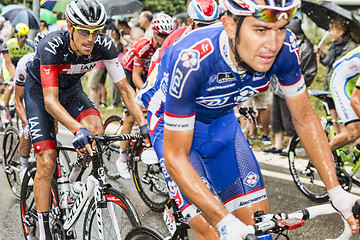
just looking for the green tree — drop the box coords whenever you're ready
[139,0,187,16]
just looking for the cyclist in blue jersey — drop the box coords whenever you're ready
[137,0,360,239]
[24,0,149,239]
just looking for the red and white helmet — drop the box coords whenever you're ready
[220,0,300,19]
[188,0,219,25]
[151,13,175,35]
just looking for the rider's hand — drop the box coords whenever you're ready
[216,214,255,240]
[328,185,360,233]
[72,127,93,157]
[140,124,151,147]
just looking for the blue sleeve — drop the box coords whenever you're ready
[274,30,305,97]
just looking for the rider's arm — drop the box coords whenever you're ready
[14,85,27,125]
[3,53,16,79]
[285,90,359,232]
[286,91,339,189]
[132,65,145,89]
[104,58,149,132]
[164,128,229,226]
[351,86,360,118]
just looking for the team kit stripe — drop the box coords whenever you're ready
[164,111,196,131]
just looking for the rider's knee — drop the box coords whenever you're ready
[36,151,56,179]
[346,127,360,142]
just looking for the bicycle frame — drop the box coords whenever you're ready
[54,143,119,239]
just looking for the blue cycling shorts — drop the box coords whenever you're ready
[24,75,100,153]
[149,111,267,222]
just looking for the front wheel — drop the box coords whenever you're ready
[103,114,124,179]
[131,139,169,212]
[83,187,141,239]
[20,162,60,239]
[288,135,329,202]
[2,126,21,198]
[125,225,165,240]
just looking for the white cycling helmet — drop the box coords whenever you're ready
[221,0,300,21]
[151,13,175,35]
[188,0,219,25]
[34,32,49,46]
[65,0,107,27]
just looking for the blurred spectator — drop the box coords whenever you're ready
[108,28,124,109]
[241,90,272,145]
[139,11,153,37]
[264,16,317,155]
[87,28,108,108]
[39,20,48,32]
[118,20,136,49]
[314,17,358,134]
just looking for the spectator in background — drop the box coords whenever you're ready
[87,27,108,108]
[139,11,153,37]
[39,20,48,32]
[314,17,358,134]
[108,28,124,109]
[118,19,136,49]
[264,15,317,155]
[241,90,272,145]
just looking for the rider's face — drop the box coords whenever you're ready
[68,23,100,56]
[224,16,288,73]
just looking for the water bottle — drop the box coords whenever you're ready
[57,176,71,209]
[69,165,82,183]
[258,233,272,239]
[70,181,84,202]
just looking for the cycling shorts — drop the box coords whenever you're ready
[331,72,360,126]
[149,111,267,222]
[24,75,100,153]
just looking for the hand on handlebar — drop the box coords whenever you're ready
[216,214,255,240]
[72,127,94,158]
[328,185,360,233]
[140,124,151,147]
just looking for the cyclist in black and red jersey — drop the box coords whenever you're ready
[24,0,149,239]
[116,13,175,179]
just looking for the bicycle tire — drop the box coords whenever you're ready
[3,126,21,199]
[131,139,169,212]
[288,135,329,202]
[83,187,141,239]
[103,114,124,179]
[125,225,165,240]
[0,105,12,134]
[20,162,60,240]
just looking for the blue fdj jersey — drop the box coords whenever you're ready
[139,23,304,129]
[26,30,118,90]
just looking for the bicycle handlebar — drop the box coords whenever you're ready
[246,200,360,240]
[238,107,258,128]
[88,134,143,144]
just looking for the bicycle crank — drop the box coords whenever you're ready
[337,169,352,192]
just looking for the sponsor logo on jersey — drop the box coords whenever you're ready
[284,31,301,64]
[59,62,97,74]
[253,72,266,81]
[168,180,184,207]
[19,73,25,81]
[217,72,236,83]
[349,63,358,72]
[45,36,64,55]
[197,86,257,108]
[170,38,214,98]
[28,117,43,140]
[94,35,113,50]
[243,172,259,187]
[43,68,51,75]
[159,157,170,178]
